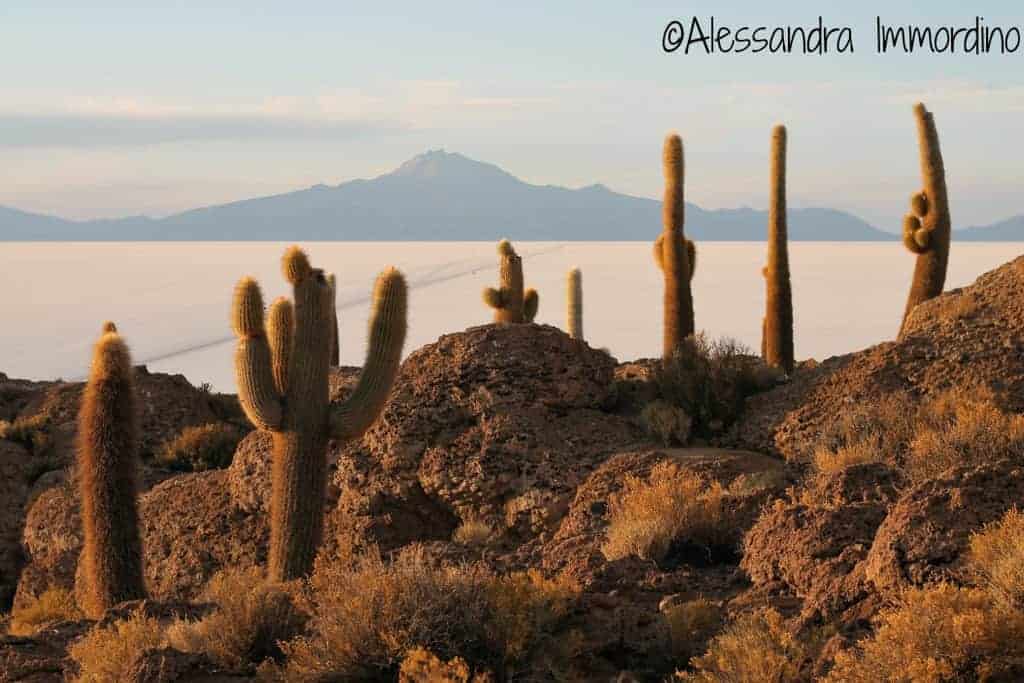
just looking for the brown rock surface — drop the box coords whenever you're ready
[863,458,1024,593]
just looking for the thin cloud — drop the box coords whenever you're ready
[0,113,406,148]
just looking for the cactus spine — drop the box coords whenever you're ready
[654,133,696,357]
[566,267,583,340]
[483,239,538,323]
[899,103,951,337]
[762,125,795,374]
[232,246,407,581]
[76,323,145,618]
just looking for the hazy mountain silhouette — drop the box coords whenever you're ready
[0,150,1013,241]
[956,215,1024,241]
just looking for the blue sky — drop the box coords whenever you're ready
[2,1,1024,229]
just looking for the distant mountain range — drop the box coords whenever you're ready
[1,150,1021,241]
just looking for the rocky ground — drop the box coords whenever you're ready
[2,256,1024,681]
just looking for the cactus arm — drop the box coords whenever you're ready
[566,268,583,340]
[266,297,293,396]
[523,288,539,323]
[483,287,505,309]
[231,277,283,430]
[330,268,408,441]
[653,234,665,270]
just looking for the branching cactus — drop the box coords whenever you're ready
[899,102,951,337]
[566,267,583,340]
[762,125,795,374]
[483,239,538,323]
[231,246,407,581]
[653,133,697,357]
[76,322,145,618]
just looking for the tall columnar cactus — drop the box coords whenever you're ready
[232,246,407,581]
[653,133,697,357]
[762,125,795,374]
[566,267,583,340]
[326,273,340,366]
[483,239,538,323]
[899,102,951,337]
[76,323,145,618]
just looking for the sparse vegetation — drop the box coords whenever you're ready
[654,334,778,439]
[968,507,1024,612]
[602,462,733,564]
[399,647,494,682]
[272,546,578,680]
[165,567,306,670]
[641,400,692,446]
[0,412,51,453]
[68,608,164,683]
[453,518,495,547]
[7,587,82,636]
[665,597,724,663]
[678,608,807,682]
[156,423,242,471]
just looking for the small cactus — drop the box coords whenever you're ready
[762,125,795,374]
[483,239,538,323]
[653,133,696,357]
[76,323,145,618]
[231,246,408,581]
[899,103,951,337]
[566,267,583,340]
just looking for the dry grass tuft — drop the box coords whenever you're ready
[68,608,165,683]
[399,647,494,682]
[811,386,1024,484]
[0,413,51,454]
[156,423,242,472]
[664,598,724,664]
[678,608,806,682]
[824,584,1024,682]
[602,462,732,564]
[165,567,305,670]
[453,519,495,548]
[273,546,578,680]
[641,400,693,446]
[969,507,1024,612]
[7,587,82,636]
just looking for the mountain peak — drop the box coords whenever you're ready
[388,149,517,182]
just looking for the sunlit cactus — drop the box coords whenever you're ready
[75,323,145,618]
[762,124,795,374]
[327,273,340,366]
[231,246,408,581]
[653,133,696,357]
[483,239,538,323]
[899,103,951,337]
[566,267,583,340]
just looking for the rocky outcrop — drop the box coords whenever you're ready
[727,255,1024,459]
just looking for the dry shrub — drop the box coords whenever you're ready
[602,462,732,564]
[811,387,1024,484]
[0,412,51,454]
[69,608,164,683]
[655,335,779,438]
[156,423,242,471]
[453,519,494,547]
[165,567,305,670]
[665,598,724,663]
[274,546,578,679]
[7,587,82,636]
[969,507,1024,612]
[824,584,1024,682]
[399,647,494,682]
[641,400,693,446]
[905,391,1024,483]
[678,608,806,682]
